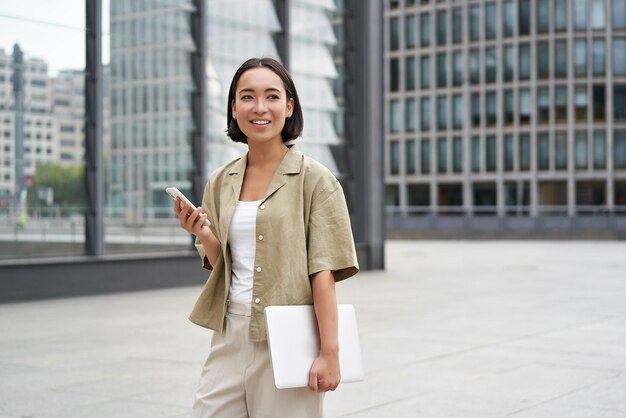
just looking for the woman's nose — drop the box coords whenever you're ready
[253,99,268,113]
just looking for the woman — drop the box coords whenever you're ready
[175,57,359,418]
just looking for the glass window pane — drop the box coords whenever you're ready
[519,0,530,35]
[437,10,447,45]
[519,44,530,80]
[504,134,514,171]
[519,89,531,124]
[386,185,399,207]
[538,133,550,170]
[574,39,587,76]
[574,0,587,30]
[420,139,431,173]
[406,15,416,49]
[437,138,447,173]
[472,136,481,172]
[614,0,626,29]
[486,92,497,126]
[519,134,530,171]
[575,131,588,169]
[406,57,416,90]
[390,99,401,133]
[390,17,400,50]
[537,42,550,79]
[486,135,496,172]
[420,55,431,89]
[555,0,568,31]
[406,139,416,174]
[469,49,480,84]
[614,130,626,169]
[504,46,514,81]
[452,7,463,44]
[591,0,605,29]
[437,95,447,130]
[555,132,568,170]
[437,53,447,87]
[593,39,606,76]
[593,84,606,121]
[420,13,431,47]
[575,86,588,122]
[469,5,480,41]
[485,3,497,39]
[504,90,514,124]
[613,39,626,76]
[614,85,626,121]
[453,52,463,86]
[555,86,568,122]
[390,58,399,91]
[421,97,431,131]
[538,87,550,124]
[452,137,463,172]
[471,93,481,127]
[593,131,606,169]
[537,0,550,33]
[486,47,496,83]
[406,98,416,132]
[555,40,568,78]
[503,0,515,37]
[452,94,463,130]
[390,141,400,174]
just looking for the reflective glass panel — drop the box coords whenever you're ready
[485,3,497,39]
[452,136,463,172]
[472,136,481,172]
[452,94,463,130]
[614,85,626,121]
[452,7,463,44]
[593,131,606,169]
[469,5,480,41]
[406,56,416,90]
[518,0,530,35]
[538,87,550,124]
[390,58,399,91]
[390,99,400,133]
[614,0,626,29]
[469,49,480,84]
[593,84,606,121]
[537,0,550,33]
[406,139,416,174]
[519,134,530,170]
[519,89,530,124]
[486,92,496,126]
[573,0,587,30]
[390,140,400,174]
[614,130,626,168]
[503,0,515,37]
[592,39,606,76]
[575,131,588,169]
[471,93,481,127]
[406,98,416,132]
[555,132,568,169]
[420,139,431,174]
[504,46,514,82]
[437,95,447,130]
[436,53,447,87]
[437,137,447,173]
[519,44,530,80]
[555,40,568,78]
[555,0,568,31]
[486,47,496,83]
[555,86,568,122]
[486,135,496,172]
[452,52,463,86]
[537,42,550,79]
[591,0,605,29]
[420,55,431,89]
[504,134,514,171]
[613,39,626,76]
[406,15,416,49]
[504,90,514,124]
[420,97,431,131]
[420,13,431,47]
[437,10,447,45]
[574,39,587,76]
[575,86,588,122]
[390,17,400,50]
[538,133,550,170]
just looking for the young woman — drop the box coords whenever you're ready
[174,57,359,418]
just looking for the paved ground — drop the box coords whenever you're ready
[1,240,626,418]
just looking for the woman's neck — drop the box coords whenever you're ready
[246,141,289,168]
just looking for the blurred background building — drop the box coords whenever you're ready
[385,0,626,237]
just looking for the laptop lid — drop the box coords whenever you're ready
[264,304,364,389]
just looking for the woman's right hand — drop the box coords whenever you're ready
[174,197,213,241]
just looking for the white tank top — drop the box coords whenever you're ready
[227,200,262,304]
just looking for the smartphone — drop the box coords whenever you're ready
[165,187,210,227]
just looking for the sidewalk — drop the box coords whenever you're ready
[1,240,625,417]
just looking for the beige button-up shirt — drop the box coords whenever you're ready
[189,145,359,342]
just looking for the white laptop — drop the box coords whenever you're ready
[264,304,364,389]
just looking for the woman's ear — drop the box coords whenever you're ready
[286,98,294,118]
[231,100,236,120]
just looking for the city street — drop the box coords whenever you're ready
[1,240,625,417]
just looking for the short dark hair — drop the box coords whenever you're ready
[226,57,304,144]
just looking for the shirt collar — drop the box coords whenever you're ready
[228,144,303,175]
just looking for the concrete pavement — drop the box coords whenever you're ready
[1,240,625,417]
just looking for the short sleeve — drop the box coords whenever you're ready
[307,180,359,282]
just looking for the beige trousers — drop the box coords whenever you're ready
[191,302,323,418]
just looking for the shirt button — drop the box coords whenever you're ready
[258,235,264,241]
[255,298,261,304]
[260,204,266,210]
[256,267,262,272]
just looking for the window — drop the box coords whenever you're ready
[452,137,463,173]
[420,97,431,131]
[452,94,463,130]
[420,139,431,173]
[555,132,568,170]
[420,13,431,47]
[486,92,496,126]
[406,57,416,90]
[591,0,605,29]
[437,95,447,130]
[615,85,626,121]
[504,134,514,171]
[485,3,497,39]
[537,0,549,33]
[437,10,447,45]
[519,44,530,80]
[555,40,567,78]
[471,93,481,127]
[390,59,399,91]
[405,15,416,49]
[452,52,463,86]
[518,0,530,35]
[469,49,480,84]
[593,39,606,76]
[537,42,549,79]
[407,184,430,207]
[593,84,606,121]
[406,139,416,174]
[452,7,463,44]
[575,131,588,169]
[390,141,400,174]
[519,134,530,171]
[406,98,416,132]
[485,47,496,83]
[537,87,550,124]
[615,130,626,169]
[504,46,514,82]
[504,90,514,125]
[420,55,431,89]
[472,136,481,172]
[573,0,587,30]
[519,89,531,124]
[486,135,496,172]
[555,86,568,123]
[575,86,588,122]
[555,0,567,31]
[436,53,447,87]
[574,39,587,76]
[538,133,550,170]
[390,17,399,50]
[390,100,400,133]
[614,0,626,29]
[469,5,480,42]
[503,0,515,37]
[437,138,447,173]
[614,39,626,76]
[593,131,606,169]
[386,185,399,207]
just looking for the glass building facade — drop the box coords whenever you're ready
[385,0,626,222]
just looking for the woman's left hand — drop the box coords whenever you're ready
[308,351,341,392]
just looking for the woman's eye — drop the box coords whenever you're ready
[241,95,253,100]
[268,95,280,100]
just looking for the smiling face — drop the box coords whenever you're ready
[231,67,294,146]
